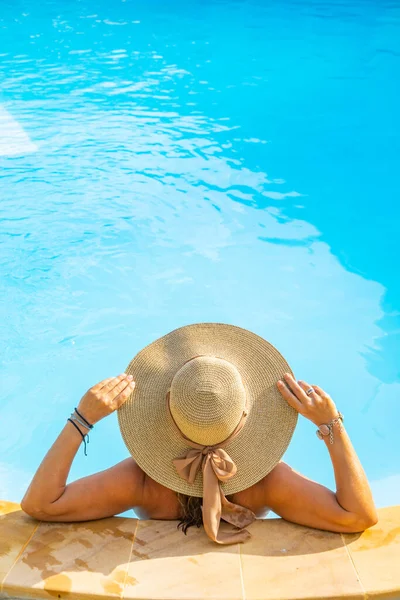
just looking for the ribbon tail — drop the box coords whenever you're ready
[201,454,254,545]
[220,490,257,529]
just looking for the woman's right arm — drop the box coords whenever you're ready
[21,373,144,521]
[22,454,145,522]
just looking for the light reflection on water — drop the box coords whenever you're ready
[0,0,399,513]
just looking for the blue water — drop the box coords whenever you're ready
[1,0,399,516]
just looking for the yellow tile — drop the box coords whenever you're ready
[0,507,39,591]
[122,519,243,600]
[240,518,364,600]
[0,500,22,516]
[343,505,400,598]
[2,515,138,599]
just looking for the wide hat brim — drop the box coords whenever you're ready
[117,322,298,497]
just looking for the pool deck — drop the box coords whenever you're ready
[0,500,399,600]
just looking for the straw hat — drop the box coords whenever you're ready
[118,322,297,499]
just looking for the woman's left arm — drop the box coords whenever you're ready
[266,373,378,533]
[316,403,378,524]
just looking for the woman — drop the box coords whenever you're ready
[21,323,378,545]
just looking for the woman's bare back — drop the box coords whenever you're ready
[134,464,272,520]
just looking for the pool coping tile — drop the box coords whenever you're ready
[342,505,400,600]
[1,513,138,600]
[122,519,244,600]
[1,502,399,600]
[0,503,40,593]
[239,517,365,600]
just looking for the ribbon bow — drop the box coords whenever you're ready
[173,445,256,545]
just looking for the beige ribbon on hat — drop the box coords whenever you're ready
[166,392,257,545]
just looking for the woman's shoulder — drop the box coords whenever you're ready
[225,465,284,518]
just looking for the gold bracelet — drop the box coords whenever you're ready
[316,412,344,444]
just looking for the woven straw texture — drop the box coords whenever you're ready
[169,355,247,445]
[117,322,298,497]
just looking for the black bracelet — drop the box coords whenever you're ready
[67,418,90,456]
[74,407,94,429]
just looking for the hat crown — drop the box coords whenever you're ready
[169,355,247,446]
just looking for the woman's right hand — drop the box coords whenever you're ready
[76,373,136,425]
[277,373,339,426]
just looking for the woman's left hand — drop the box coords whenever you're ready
[277,373,339,426]
[76,373,136,425]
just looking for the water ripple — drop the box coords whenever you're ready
[0,0,399,507]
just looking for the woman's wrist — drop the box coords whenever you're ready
[310,406,341,427]
[66,418,88,439]
[75,404,99,426]
[318,415,345,445]
[71,409,93,430]
[67,410,93,456]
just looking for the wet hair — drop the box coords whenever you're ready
[176,492,203,534]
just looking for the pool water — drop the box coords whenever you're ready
[1,0,399,516]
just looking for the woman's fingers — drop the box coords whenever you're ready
[282,373,310,403]
[107,375,133,401]
[279,377,339,425]
[91,374,130,394]
[99,374,127,394]
[297,380,321,402]
[114,380,136,407]
[312,384,328,398]
[277,379,303,412]
[91,376,116,392]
